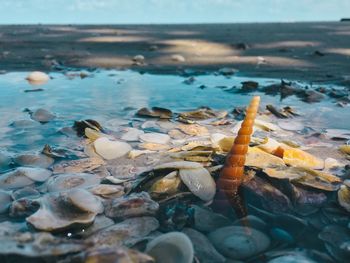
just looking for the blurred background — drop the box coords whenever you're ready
[0,0,349,24]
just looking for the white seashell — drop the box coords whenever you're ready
[139,132,170,145]
[94,137,132,160]
[128,149,155,159]
[62,188,103,214]
[208,226,270,260]
[26,71,49,84]
[46,173,100,192]
[146,232,193,263]
[179,167,216,201]
[121,128,144,141]
[210,133,227,148]
[278,120,304,131]
[171,54,186,62]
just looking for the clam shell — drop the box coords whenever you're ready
[179,167,216,201]
[208,226,270,260]
[0,167,51,190]
[30,108,55,123]
[145,232,194,263]
[280,147,324,169]
[26,71,49,84]
[154,161,202,170]
[150,171,181,196]
[27,189,103,231]
[52,157,105,174]
[90,184,124,198]
[139,132,170,144]
[94,137,132,160]
[46,173,100,192]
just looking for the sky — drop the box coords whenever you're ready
[0,0,349,24]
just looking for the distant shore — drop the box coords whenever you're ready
[0,22,350,84]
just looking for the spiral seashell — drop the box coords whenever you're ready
[217,96,260,217]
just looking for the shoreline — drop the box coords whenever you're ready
[0,22,350,85]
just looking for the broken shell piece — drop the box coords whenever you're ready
[128,149,155,159]
[105,192,159,220]
[52,157,105,174]
[46,173,100,192]
[0,167,51,190]
[139,133,170,144]
[246,147,285,169]
[208,226,270,260]
[178,124,209,136]
[339,145,350,155]
[139,142,170,151]
[277,146,324,169]
[94,137,132,160]
[85,127,104,141]
[146,232,194,263]
[338,184,350,212]
[179,167,216,201]
[26,189,103,231]
[150,171,181,196]
[121,127,144,141]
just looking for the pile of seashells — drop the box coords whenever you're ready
[0,103,349,263]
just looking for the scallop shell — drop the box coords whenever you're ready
[208,226,270,260]
[146,232,194,263]
[179,167,216,201]
[26,188,103,231]
[94,137,132,160]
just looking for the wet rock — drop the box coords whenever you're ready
[192,205,231,233]
[105,192,159,220]
[88,216,159,247]
[182,228,225,263]
[77,215,114,238]
[46,172,100,192]
[94,137,132,160]
[208,226,270,260]
[27,188,103,232]
[0,167,51,190]
[14,153,54,168]
[29,108,56,123]
[146,232,194,263]
[218,67,236,76]
[233,215,267,232]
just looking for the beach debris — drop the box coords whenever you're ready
[266,105,288,118]
[136,107,173,119]
[145,232,194,263]
[26,71,49,85]
[94,137,132,160]
[0,167,51,190]
[208,226,270,260]
[217,96,260,217]
[171,54,186,62]
[28,108,55,123]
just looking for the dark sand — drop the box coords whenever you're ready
[1,22,350,83]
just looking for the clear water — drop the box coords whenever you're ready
[0,70,349,153]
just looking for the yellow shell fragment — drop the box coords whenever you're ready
[150,171,181,195]
[85,128,104,141]
[257,137,281,154]
[217,136,235,152]
[178,124,209,136]
[339,145,350,155]
[281,147,324,170]
[139,143,170,151]
[246,147,285,169]
[338,184,350,212]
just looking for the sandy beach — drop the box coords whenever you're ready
[0,22,350,84]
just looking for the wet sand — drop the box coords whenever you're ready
[0,22,350,84]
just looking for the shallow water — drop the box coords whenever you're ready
[0,70,349,152]
[0,70,349,262]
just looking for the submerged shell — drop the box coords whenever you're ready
[14,153,54,168]
[0,167,51,190]
[179,167,216,201]
[182,228,225,263]
[94,137,132,160]
[208,226,270,260]
[30,108,56,123]
[26,188,103,231]
[139,132,170,144]
[146,232,194,263]
[46,173,100,192]
[338,184,350,212]
[52,157,105,174]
